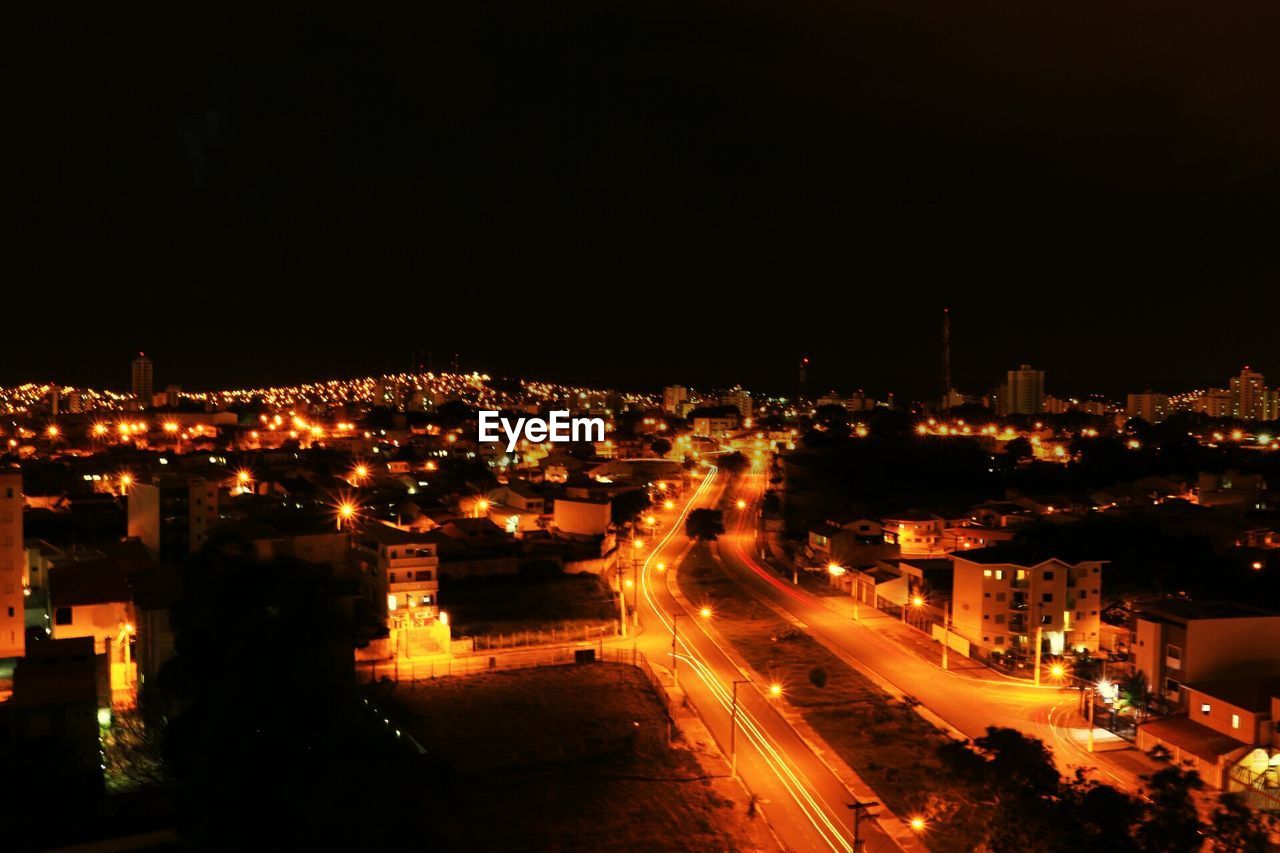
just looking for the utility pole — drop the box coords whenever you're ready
[1086,687,1095,753]
[1034,625,1044,686]
[941,307,951,410]
[847,799,879,853]
[942,600,951,671]
[617,564,628,639]
[671,613,679,689]
[730,679,750,779]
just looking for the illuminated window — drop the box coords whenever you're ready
[983,569,992,578]
[1200,703,1211,715]
[1232,714,1241,729]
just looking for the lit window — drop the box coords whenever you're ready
[983,569,992,578]
[1232,714,1240,729]
[1200,703,1211,715]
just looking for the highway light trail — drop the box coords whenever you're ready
[639,465,864,853]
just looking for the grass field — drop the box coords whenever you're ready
[680,543,987,852]
[386,664,772,852]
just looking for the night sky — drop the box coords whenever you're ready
[6,3,1280,399]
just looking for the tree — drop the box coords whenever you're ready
[1133,767,1204,852]
[611,488,651,525]
[649,437,672,457]
[685,508,726,541]
[808,666,827,689]
[1208,793,1277,851]
[718,451,749,476]
[1005,436,1033,462]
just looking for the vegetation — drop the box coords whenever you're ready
[685,508,726,541]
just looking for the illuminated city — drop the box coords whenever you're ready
[6,8,1280,852]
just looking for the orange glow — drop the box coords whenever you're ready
[910,817,926,833]
[664,500,675,510]
[92,423,109,437]
[911,595,924,607]
[656,562,667,572]
[163,421,179,433]
[1049,663,1066,680]
[736,499,747,510]
[353,463,370,481]
[699,606,712,619]
[236,469,252,486]
[645,515,656,526]
[45,424,60,438]
[768,683,783,698]
[827,562,846,577]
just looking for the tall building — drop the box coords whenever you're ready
[131,352,154,404]
[0,470,24,658]
[721,386,752,419]
[127,475,217,562]
[1126,391,1170,424]
[1230,366,1268,421]
[1002,364,1045,416]
[1194,389,1234,419]
[662,385,689,414]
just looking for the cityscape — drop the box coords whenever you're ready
[8,6,1280,852]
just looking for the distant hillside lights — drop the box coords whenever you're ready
[477,410,605,452]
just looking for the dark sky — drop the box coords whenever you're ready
[6,3,1280,400]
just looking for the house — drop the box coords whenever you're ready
[808,516,896,572]
[1132,600,1280,711]
[1197,471,1267,509]
[553,494,611,538]
[951,547,1104,659]
[46,556,139,703]
[1138,675,1280,794]
[881,510,946,556]
[350,523,447,659]
[690,406,742,439]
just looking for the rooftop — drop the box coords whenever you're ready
[1136,599,1280,623]
[1187,676,1280,712]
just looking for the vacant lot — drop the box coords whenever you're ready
[680,545,987,852]
[386,664,770,852]
[444,570,617,636]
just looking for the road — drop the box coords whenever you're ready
[633,464,916,853]
[715,459,1161,795]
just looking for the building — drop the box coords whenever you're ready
[46,557,138,702]
[131,352,153,404]
[690,406,741,438]
[1230,366,1268,421]
[0,637,103,794]
[1197,471,1267,509]
[1132,600,1280,710]
[1002,364,1045,416]
[662,385,689,414]
[1126,391,1170,424]
[351,523,447,658]
[127,475,218,562]
[951,548,1104,658]
[881,510,946,557]
[553,495,611,538]
[0,469,24,659]
[1194,389,1234,419]
[720,386,752,420]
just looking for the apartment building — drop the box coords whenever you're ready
[127,474,218,561]
[951,547,1104,658]
[0,470,23,658]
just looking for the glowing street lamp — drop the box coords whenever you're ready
[768,682,783,698]
[827,562,846,577]
[351,463,370,485]
[336,500,358,531]
[163,421,179,435]
[909,816,927,833]
[45,424,60,439]
[1049,662,1066,681]
[118,472,134,495]
[736,499,747,510]
[699,606,712,619]
[663,500,675,510]
[656,561,667,573]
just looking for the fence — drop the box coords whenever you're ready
[356,643,645,685]
[463,622,618,653]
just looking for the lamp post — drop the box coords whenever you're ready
[1034,625,1044,686]
[730,678,750,779]
[617,564,629,639]
[671,612,679,688]
[942,600,951,671]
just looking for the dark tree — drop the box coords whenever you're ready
[1004,436,1033,462]
[808,666,827,689]
[611,488,652,525]
[718,451,749,475]
[685,508,726,541]
[650,437,672,457]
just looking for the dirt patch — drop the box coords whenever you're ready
[384,663,772,852]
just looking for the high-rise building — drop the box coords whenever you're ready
[1126,391,1170,424]
[0,469,25,658]
[1230,366,1268,421]
[721,386,752,420]
[1194,389,1234,419]
[1002,365,1045,416]
[127,475,217,562]
[662,385,689,414]
[131,352,154,404]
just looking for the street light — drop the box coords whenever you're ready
[909,816,926,833]
[736,499,747,510]
[768,682,783,698]
[847,800,879,853]
[699,606,712,619]
[730,678,750,778]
